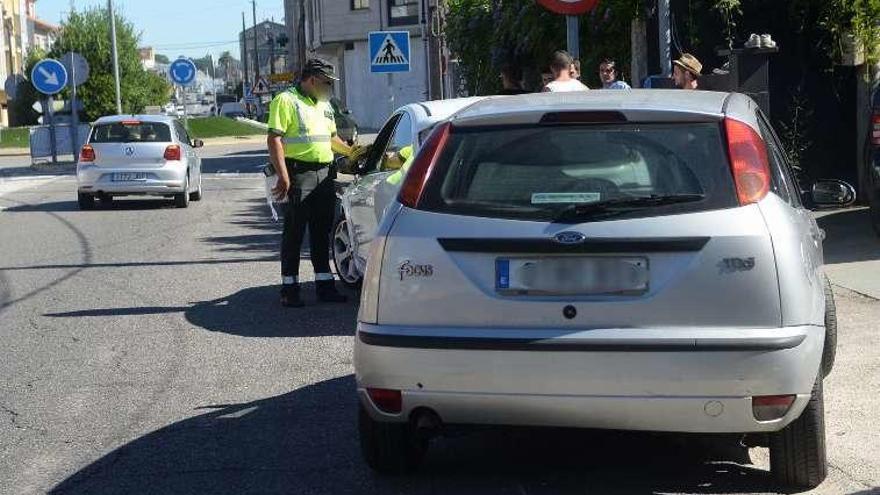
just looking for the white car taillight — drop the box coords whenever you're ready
[725,118,771,205]
[398,121,452,208]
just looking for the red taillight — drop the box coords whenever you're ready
[366,388,402,414]
[752,394,796,421]
[164,144,182,161]
[79,144,95,162]
[725,118,771,205]
[872,113,880,145]
[399,122,452,208]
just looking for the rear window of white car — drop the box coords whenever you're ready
[420,123,738,221]
[90,122,172,143]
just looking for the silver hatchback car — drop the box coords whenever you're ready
[354,91,855,488]
[76,115,204,209]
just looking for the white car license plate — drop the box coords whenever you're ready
[496,256,649,295]
[112,172,148,182]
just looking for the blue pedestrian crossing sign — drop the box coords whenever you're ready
[169,58,197,86]
[369,31,410,73]
[31,59,68,95]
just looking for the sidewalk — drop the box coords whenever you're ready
[816,207,880,299]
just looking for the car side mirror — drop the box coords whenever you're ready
[811,179,856,207]
[192,139,204,148]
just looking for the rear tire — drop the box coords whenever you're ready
[822,277,837,377]
[332,215,362,288]
[77,192,95,210]
[358,404,426,474]
[769,377,828,489]
[174,177,190,208]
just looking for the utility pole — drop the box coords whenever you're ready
[268,32,276,76]
[252,0,260,86]
[241,12,250,89]
[658,0,671,77]
[208,53,218,115]
[108,0,122,114]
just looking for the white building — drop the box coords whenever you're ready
[285,0,442,130]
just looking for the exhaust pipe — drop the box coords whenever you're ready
[410,408,442,439]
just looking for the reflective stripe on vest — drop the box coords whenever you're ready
[283,135,332,144]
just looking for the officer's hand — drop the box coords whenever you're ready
[273,174,291,201]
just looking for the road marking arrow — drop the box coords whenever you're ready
[38,66,59,86]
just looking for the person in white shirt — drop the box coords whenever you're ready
[542,51,589,93]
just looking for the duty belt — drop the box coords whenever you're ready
[285,159,330,173]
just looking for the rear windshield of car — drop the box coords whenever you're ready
[420,123,738,221]
[90,122,172,143]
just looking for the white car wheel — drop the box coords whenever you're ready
[332,216,362,288]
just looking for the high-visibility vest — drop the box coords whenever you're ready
[267,87,336,164]
[386,145,415,186]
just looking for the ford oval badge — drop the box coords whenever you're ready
[553,231,586,245]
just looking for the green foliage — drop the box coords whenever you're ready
[0,127,30,148]
[821,0,880,66]
[11,48,48,126]
[186,116,264,139]
[155,53,170,64]
[776,85,814,168]
[191,55,215,75]
[712,0,742,50]
[39,7,172,121]
[446,0,639,94]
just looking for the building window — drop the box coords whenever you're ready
[388,0,418,26]
[351,0,369,10]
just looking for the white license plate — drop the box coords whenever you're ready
[112,172,148,182]
[496,257,649,295]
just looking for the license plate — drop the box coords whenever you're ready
[112,172,147,182]
[496,256,649,295]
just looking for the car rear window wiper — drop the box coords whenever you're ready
[552,194,706,222]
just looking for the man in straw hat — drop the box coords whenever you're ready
[672,53,702,90]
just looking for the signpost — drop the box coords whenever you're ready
[536,0,601,61]
[169,58,198,130]
[60,52,90,158]
[31,59,68,164]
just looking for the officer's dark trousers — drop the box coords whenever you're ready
[281,160,335,280]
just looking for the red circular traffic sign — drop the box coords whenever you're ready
[536,0,600,15]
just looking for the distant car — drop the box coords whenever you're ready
[331,97,358,145]
[76,115,204,209]
[332,97,484,287]
[220,102,246,119]
[354,91,856,489]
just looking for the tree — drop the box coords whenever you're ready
[155,53,170,64]
[41,7,171,121]
[10,49,48,126]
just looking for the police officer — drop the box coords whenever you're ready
[267,59,358,307]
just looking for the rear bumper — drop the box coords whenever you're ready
[355,324,824,433]
[77,163,187,195]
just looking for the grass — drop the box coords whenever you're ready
[0,127,30,148]
[186,117,265,139]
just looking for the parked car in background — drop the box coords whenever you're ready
[76,115,204,209]
[354,91,856,490]
[219,102,247,119]
[331,97,359,145]
[332,97,484,287]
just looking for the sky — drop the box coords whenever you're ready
[38,0,286,62]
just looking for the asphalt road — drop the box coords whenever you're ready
[0,143,878,495]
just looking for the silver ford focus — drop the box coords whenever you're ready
[354,90,856,489]
[76,115,204,209]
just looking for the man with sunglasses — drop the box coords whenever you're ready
[267,59,359,307]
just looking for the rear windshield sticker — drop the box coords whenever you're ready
[531,192,601,204]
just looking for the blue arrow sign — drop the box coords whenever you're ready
[170,58,197,85]
[31,59,68,95]
[369,31,410,73]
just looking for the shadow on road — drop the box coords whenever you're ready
[49,375,779,495]
[817,208,880,265]
[45,283,358,338]
[3,198,180,212]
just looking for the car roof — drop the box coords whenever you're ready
[452,90,734,122]
[400,97,487,130]
[93,115,179,125]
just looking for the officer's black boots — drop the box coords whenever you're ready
[280,285,305,308]
[316,280,348,303]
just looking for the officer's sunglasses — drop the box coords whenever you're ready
[315,77,334,87]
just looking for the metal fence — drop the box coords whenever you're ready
[29,124,90,162]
